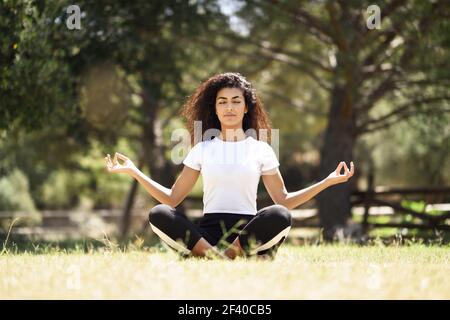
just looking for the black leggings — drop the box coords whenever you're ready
[148,204,292,257]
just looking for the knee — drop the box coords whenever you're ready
[148,204,174,226]
[267,204,292,228]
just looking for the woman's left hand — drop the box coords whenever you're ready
[325,161,355,186]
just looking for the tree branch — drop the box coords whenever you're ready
[360,108,450,134]
[194,37,332,91]
[293,5,334,43]
[358,69,400,111]
[362,31,398,67]
[325,1,348,51]
[393,79,450,88]
[358,97,450,134]
[253,0,335,45]
[360,0,408,46]
[260,88,327,117]
[217,30,333,73]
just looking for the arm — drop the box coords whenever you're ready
[262,161,355,210]
[131,165,200,207]
[105,152,200,208]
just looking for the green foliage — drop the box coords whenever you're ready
[0,169,36,213]
[37,139,134,209]
[0,169,41,229]
[359,111,450,187]
[402,200,427,214]
[41,170,87,209]
[1,0,449,223]
[0,0,78,131]
[401,200,446,217]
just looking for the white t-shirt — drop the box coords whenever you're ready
[183,136,279,215]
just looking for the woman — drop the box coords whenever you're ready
[105,72,354,259]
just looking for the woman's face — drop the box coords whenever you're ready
[215,87,248,130]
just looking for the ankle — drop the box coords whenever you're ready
[224,247,239,260]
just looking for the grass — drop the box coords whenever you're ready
[1,241,449,299]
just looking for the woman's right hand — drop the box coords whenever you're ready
[105,152,137,176]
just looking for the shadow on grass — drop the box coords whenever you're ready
[0,233,162,255]
[1,228,449,255]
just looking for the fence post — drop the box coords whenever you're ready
[362,160,374,234]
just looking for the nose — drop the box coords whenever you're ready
[226,103,239,110]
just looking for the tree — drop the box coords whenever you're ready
[0,0,231,237]
[0,1,79,131]
[212,0,450,240]
[63,1,229,236]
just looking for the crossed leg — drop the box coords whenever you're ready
[224,205,292,259]
[148,204,292,259]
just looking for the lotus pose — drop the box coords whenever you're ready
[105,72,354,259]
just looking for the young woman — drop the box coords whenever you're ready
[105,72,354,259]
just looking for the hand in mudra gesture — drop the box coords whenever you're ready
[326,161,355,186]
[105,152,137,175]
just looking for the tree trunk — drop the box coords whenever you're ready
[119,81,178,239]
[120,177,139,240]
[120,156,145,240]
[140,86,184,213]
[141,88,176,186]
[317,86,356,241]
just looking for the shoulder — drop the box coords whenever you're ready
[189,138,215,152]
[193,138,216,147]
[248,137,275,151]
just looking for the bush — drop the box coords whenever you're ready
[0,169,41,229]
[0,169,37,213]
[41,169,89,209]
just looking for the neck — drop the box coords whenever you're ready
[219,128,246,141]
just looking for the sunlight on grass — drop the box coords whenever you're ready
[1,245,449,299]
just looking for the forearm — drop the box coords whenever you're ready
[281,178,332,210]
[130,168,174,206]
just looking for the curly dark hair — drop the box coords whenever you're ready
[180,72,272,144]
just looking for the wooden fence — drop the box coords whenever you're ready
[352,186,450,233]
[1,187,449,239]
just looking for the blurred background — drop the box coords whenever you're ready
[1,0,449,246]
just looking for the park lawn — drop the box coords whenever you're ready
[0,244,449,299]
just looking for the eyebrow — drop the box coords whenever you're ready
[217,96,242,100]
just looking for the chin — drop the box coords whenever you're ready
[222,118,242,125]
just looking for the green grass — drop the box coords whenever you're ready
[1,243,449,299]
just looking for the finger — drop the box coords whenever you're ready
[109,165,124,173]
[115,152,129,161]
[106,160,114,171]
[113,153,118,166]
[343,162,350,174]
[335,161,344,174]
[105,158,113,171]
[109,155,115,167]
[349,161,355,176]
